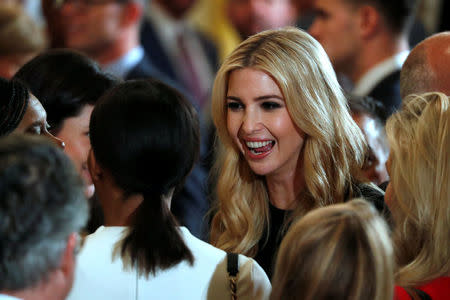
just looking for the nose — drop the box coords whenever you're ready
[240,108,263,134]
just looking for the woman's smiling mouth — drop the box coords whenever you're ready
[244,140,275,157]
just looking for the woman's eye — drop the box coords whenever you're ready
[262,102,281,110]
[227,101,243,111]
[27,126,41,135]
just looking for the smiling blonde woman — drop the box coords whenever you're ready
[209,27,388,277]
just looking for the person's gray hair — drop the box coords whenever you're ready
[0,135,88,291]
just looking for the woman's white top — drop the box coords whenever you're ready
[67,226,271,300]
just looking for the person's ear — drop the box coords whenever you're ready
[121,2,142,27]
[87,150,102,182]
[59,233,78,281]
[357,5,380,39]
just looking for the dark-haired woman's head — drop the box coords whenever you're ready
[89,79,198,275]
[90,79,199,199]
[0,77,64,148]
[14,49,117,198]
[14,49,116,132]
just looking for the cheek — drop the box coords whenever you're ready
[57,133,90,165]
[226,114,239,140]
[226,114,246,154]
[273,113,301,139]
[272,4,294,23]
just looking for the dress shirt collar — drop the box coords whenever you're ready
[353,50,409,97]
[102,46,144,79]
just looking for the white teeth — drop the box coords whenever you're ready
[246,141,272,148]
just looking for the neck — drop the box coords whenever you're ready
[88,27,139,66]
[265,166,305,210]
[98,184,143,226]
[2,272,69,300]
[350,34,409,83]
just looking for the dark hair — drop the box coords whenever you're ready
[90,79,198,275]
[348,94,388,124]
[0,77,29,136]
[0,134,88,290]
[13,49,117,134]
[347,0,418,34]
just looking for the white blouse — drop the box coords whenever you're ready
[67,226,271,300]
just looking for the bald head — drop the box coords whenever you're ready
[400,32,450,98]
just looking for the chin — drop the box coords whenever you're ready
[247,163,275,177]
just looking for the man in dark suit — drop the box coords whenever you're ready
[53,0,160,81]
[309,0,418,115]
[141,0,219,110]
[48,0,211,240]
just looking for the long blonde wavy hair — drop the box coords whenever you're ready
[209,27,367,256]
[271,199,394,300]
[386,92,450,287]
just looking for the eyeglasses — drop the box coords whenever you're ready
[52,0,128,9]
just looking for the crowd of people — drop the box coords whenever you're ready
[0,0,449,300]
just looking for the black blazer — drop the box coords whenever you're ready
[368,69,402,116]
[126,53,167,81]
[140,19,219,90]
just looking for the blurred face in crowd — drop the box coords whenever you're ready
[352,113,389,185]
[57,1,126,56]
[55,105,95,198]
[308,0,361,75]
[228,0,297,39]
[154,0,197,19]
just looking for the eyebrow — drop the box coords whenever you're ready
[226,95,284,101]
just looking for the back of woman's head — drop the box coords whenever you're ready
[385,92,450,286]
[90,79,199,275]
[0,77,29,136]
[271,199,394,300]
[13,49,116,133]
